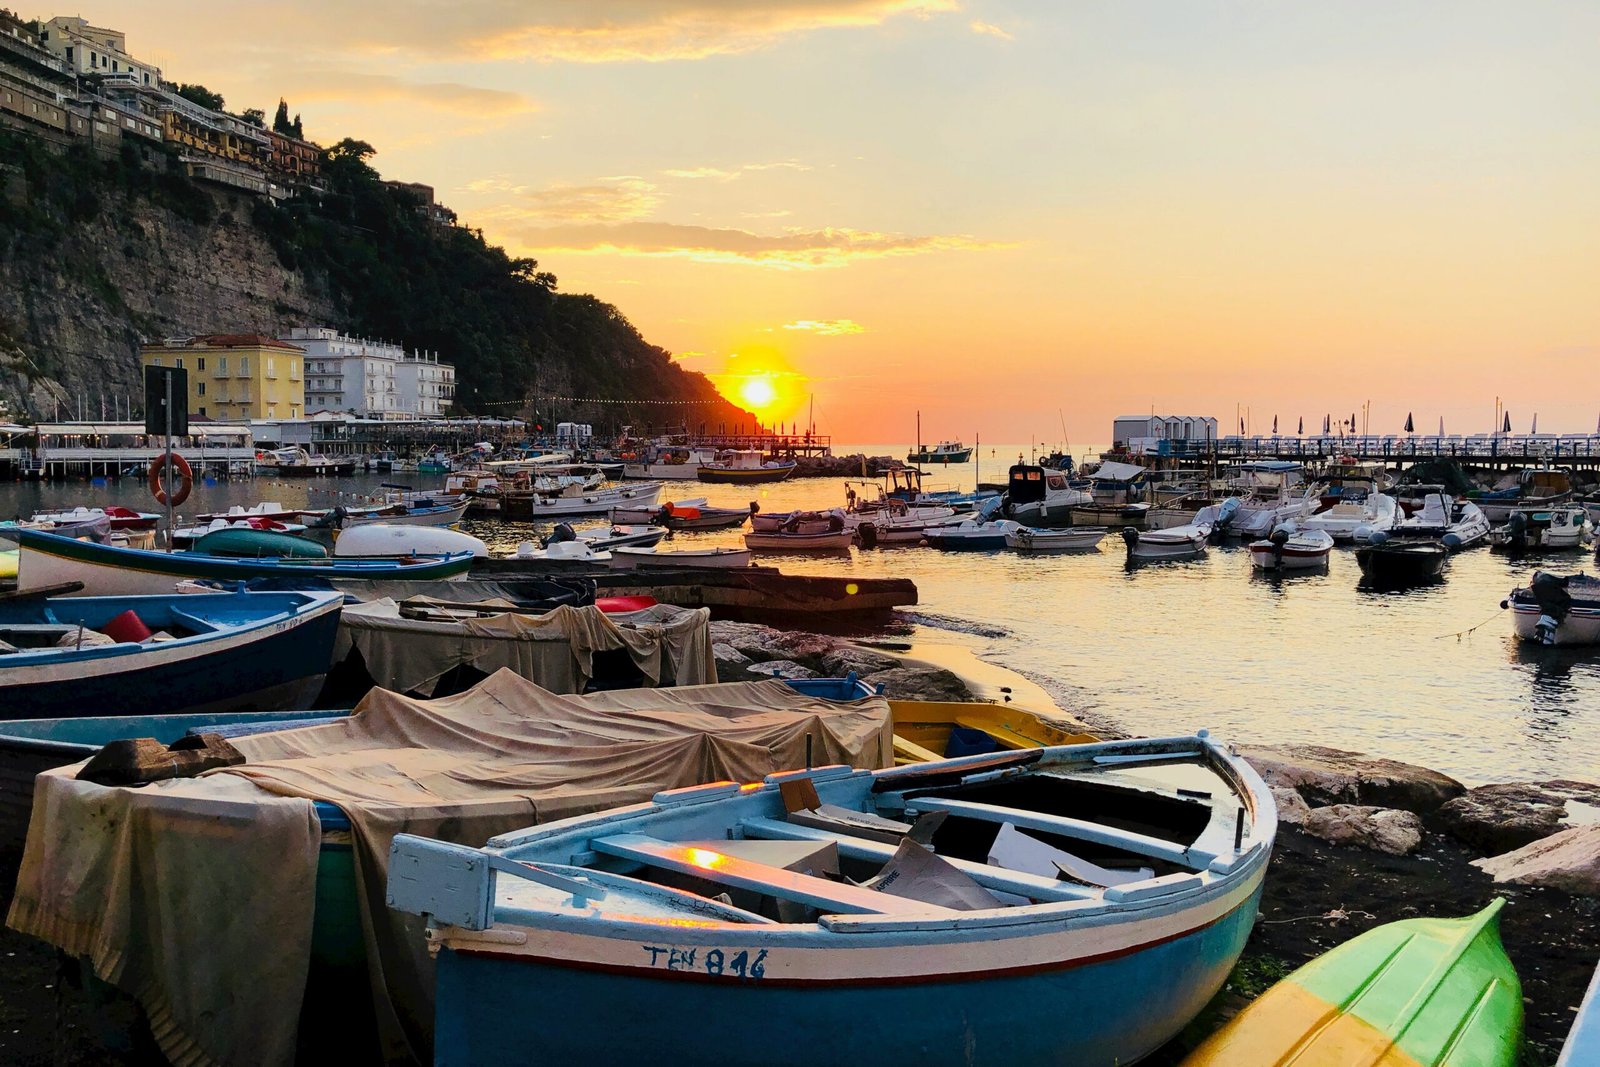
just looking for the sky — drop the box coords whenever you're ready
[96,1,1599,445]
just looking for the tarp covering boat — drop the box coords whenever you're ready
[335,600,715,696]
[8,672,894,1067]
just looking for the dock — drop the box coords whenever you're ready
[1124,434,1600,475]
[469,559,917,622]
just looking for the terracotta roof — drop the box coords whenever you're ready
[142,334,306,352]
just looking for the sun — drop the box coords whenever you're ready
[739,374,778,411]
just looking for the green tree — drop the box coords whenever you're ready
[291,113,303,139]
[175,83,224,111]
[272,99,292,135]
[240,108,265,127]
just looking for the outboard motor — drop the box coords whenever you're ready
[1505,511,1529,552]
[1269,524,1291,566]
[749,501,760,516]
[1120,527,1140,550]
[1441,532,1462,551]
[857,522,879,549]
[827,512,846,533]
[545,522,577,547]
[1529,570,1573,645]
[1367,529,1389,546]
[1215,496,1241,532]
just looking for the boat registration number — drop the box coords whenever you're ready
[640,945,768,980]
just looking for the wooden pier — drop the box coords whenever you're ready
[1127,434,1600,474]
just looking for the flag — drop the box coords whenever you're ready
[1503,411,1511,433]
[1404,412,1414,433]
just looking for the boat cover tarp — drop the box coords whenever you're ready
[1090,460,1148,483]
[335,600,714,696]
[8,672,894,1067]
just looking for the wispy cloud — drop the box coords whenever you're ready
[503,220,1009,268]
[663,160,812,181]
[287,70,536,116]
[783,319,866,335]
[969,20,1015,41]
[470,177,662,222]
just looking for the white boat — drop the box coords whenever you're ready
[1004,465,1093,526]
[1300,490,1397,542]
[1247,525,1335,571]
[744,529,854,552]
[1506,572,1600,645]
[614,497,706,525]
[609,546,753,570]
[171,518,309,550]
[1472,467,1572,523]
[621,446,718,480]
[1006,526,1108,552]
[336,498,471,529]
[332,524,488,558]
[510,540,613,565]
[1391,493,1491,550]
[1491,505,1589,551]
[1123,522,1212,561]
[509,481,665,520]
[195,502,317,525]
[853,508,964,548]
[924,519,1022,551]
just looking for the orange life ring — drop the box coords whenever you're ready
[148,453,193,507]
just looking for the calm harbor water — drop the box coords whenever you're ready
[4,443,1595,786]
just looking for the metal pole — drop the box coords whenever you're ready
[164,374,175,552]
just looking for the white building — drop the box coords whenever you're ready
[37,17,160,86]
[397,350,455,418]
[283,327,454,419]
[1111,415,1219,450]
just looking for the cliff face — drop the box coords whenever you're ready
[0,134,745,427]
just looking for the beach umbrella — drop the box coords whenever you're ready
[1350,412,1357,432]
[1323,414,1330,433]
[1298,416,1303,434]
[1503,411,1512,433]
[1404,412,1414,433]
[1531,413,1538,434]
[1239,416,1245,434]
[1272,415,1278,434]
[1439,416,1444,436]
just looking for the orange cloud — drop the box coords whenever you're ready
[287,70,535,116]
[969,20,1014,41]
[470,177,661,222]
[783,319,866,335]
[504,220,1007,267]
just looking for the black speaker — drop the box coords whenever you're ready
[144,365,188,437]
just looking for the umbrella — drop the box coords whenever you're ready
[1239,416,1245,434]
[1272,415,1278,434]
[1439,417,1444,436]
[1503,411,1512,433]
[1298,416,1303,435]
[1531,413,1538,434]
[1404,412,1414,433]
[1350,413,1357,433]
[1323,414,1330,433]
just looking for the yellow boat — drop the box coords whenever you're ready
[889,698,1097,763]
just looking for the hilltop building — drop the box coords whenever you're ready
[37,16,159,86]
[382,180,458,227]
[140,335,306,421]
[285,327,454,419]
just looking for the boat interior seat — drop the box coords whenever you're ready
[589,833,954,916]
[165,609,218,634]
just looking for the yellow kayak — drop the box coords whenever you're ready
[0,550,17,580]
[889,698,1097,763]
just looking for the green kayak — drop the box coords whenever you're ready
[191,528,329,559]
[1183,899,1522,1067]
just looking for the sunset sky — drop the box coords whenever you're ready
[104,1,1598,445]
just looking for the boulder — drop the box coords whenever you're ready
[860,666,973,703]
[1240,744,1464,814]
[820,646,902,677]
[711,643,753,682]
[1302,804,1424,856]
[761,630,841,664]
[745,659,818,681]
[708,620,784,662]
[1271,786,1312,828]
[1437,780,1600,854]
[1473,824,1600,896]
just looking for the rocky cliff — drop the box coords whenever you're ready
[0,133,745,426]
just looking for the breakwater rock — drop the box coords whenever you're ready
[1438,780,1600,854]
[792,454,899,478]
[710,620,977,702]
[1241,743,1465,813]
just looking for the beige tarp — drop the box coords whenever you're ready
[336,600,715,696]
[8,671,892,1067]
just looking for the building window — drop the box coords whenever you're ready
[174,357,183,369]
[197,357,205,371]
[239,357,249,375]
[217,356,226,374]
[197,382,206,396]
[150,357,161,367]
[267,358,276,378]
[198,407,206,417]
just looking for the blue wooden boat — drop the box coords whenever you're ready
[389,731,1277,1067]
[12,527,475,596]
[0,589,344,719]
[924,518,1021,551]
[1563,960,1600,1066]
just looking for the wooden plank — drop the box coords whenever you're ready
[904,797,1211,868]
[738,817,1094,902]
[590,833,951,916]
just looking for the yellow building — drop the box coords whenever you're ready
[140,334,305,421]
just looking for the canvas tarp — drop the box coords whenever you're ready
[335,599,715,696]
[8,672,893,1067]
[1090,460,1148,483]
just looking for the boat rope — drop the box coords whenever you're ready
[1435,610,1503,642]
[1260,906,1375,925]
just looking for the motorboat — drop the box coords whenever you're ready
[1390,493,1490,550]
[1004,465,1092,527]
[0,589,343,718]
[1068,501,1152,527]
[387,732,1277,1067]
[577,524,669,551]
[1354,536,1447,588]
[32,506,159,532]
[504,481,665,520]
[610,546,753,570]
[255,447,358,477]
[854,508,965,548]
[615,497,706,524]
[511,540,614,566]
[621,445,718,480]
[332,524,489,559]
[1005,526,1108,553]
[12,528,477,596]
[331,498,471,529]
[924,519,1022,551]
[1122,522,1211,562]
[1247,524,1334,571]
[1300,489,1397,542]
[1469,467,1572,523]
[1504,571,1600,646]
[752,510,847,536]
[195,502,317,525]
[1490,506,1589,552]
[698,450,798,484]
[653,501,757,532]
[905,411,971,464]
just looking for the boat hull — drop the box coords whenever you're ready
[341,500,470,528]
[1247,539,1333,571]
[1070,504,1151,528]
[610,548,752,570]
[432,882,1263,1067]
[1006,528,1107,552]
[697,464,797,484]
[0,593,341,719]
[744,531,854,552]
[14,529,474,595]
[1509,603,1600,646]
[907,448,972,464]
[1355,543,1447,586]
